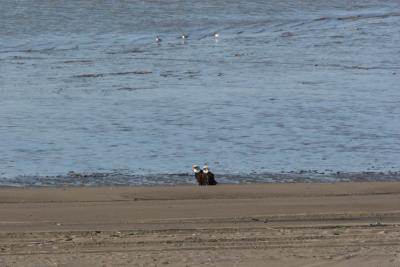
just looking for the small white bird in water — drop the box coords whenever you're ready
[181,34,189,39]
[214,32,219,38]
[156,36,162,43]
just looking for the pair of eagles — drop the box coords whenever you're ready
[192,165,218,186]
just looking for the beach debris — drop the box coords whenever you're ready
[369,221,384,227]
[111,231,123,237]
[370,215,385,227]
[251,217,268,223]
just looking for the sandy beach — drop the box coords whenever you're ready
[1,182,400,266]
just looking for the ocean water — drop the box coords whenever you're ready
[1,0,400,186]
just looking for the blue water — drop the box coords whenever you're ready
[1,0,400,186]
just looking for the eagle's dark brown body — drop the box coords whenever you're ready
[195,171,207,185]
[195,171,217,186]
[204,171,217,185]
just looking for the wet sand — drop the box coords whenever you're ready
[1,182,400,266]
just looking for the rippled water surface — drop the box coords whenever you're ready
[1,0,400,185]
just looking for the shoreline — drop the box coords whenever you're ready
[2,170,399,187]
[1,182,400,266]
[1,181,400,201]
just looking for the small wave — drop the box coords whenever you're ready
[0,47,53,53]
[62,60,92,64]
[280,32,295,38]
[73,71,152,78]
[342,65,400,71]
[314,12,400,22]
[160,71,179,78]
[9,55,47,60]
[313,63,400,71]
[183,70,201,78]
[116,86,156,91]
[299,81,321,86]
[107,48,147,55]
[330,35,345,39]
[0,46,79,54]
[134,57,208,63]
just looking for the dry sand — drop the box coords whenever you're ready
[1,182,400,266]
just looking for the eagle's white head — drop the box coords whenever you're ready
[203,164,209,174]
[192,165,200,173]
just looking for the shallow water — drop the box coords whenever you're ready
[1,0,400,186]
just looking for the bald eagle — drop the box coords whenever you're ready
[192,165,206,185]
[203,165,218,185]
